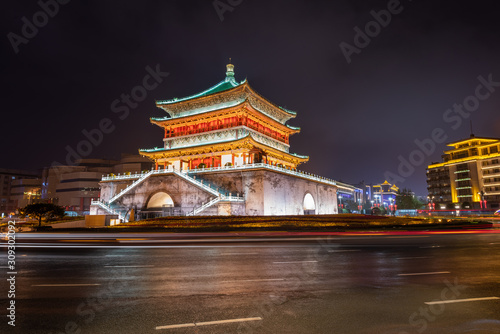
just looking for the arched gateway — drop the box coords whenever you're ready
[303,193,316,215]
[147,192,174,209]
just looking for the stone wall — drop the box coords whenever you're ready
[102,174,214,215]
[195,169,338,215]
[97,169,337,216]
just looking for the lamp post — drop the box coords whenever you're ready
[427,195,435,211]
[478,190,485,211]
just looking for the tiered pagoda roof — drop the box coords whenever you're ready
[139,63,308,167]
[153,64,297,125]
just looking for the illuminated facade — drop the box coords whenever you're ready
[427,135,500,210]
[140,63,308,170]
[364,180,399,209]
[91,63,358,219]
[10,178,42,209]
[0,169,40,216]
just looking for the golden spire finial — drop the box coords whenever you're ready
[226,59,235,79]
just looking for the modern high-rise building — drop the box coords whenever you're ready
[0,168,40,216]
[427,135,500,210]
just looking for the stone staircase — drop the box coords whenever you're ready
[109,170,154,204]
[91,199,126,221]
[187,197,222,216]
[92,169,244,219]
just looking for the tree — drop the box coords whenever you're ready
[395,188,424,210]
[343,199,360,212]
[20,203,65,228]
[362,201,372,213]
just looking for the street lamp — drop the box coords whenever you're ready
[427,195,435,211]
[477,190,486,211]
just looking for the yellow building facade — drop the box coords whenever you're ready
[427,135,500,210]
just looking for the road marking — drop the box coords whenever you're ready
[196,317,262,326]
[221,278,284,283]
[396,256,431,260]
[104,265,154,268]
[156,317,262,330]
[32,284,101,287]
[156,323,195,330]
[398,271,450,276]
[425,297,500,305]
[273,261,318,264]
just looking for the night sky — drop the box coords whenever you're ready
[3,0,500,196]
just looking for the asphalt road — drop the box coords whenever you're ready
[1,231,500,334]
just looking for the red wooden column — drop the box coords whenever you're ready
[231,153,235,166]
[155,161,158,170]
